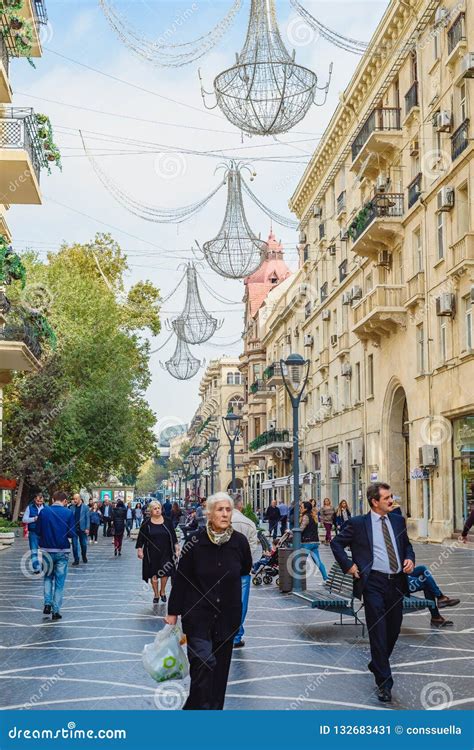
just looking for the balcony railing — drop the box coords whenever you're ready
[348,193,404,242]
[249,429,290,453]
[451,119,469,161]
[352,107,401,160]
[405,81,419,117]
[0,320,42,360]
[0,107,48,181]
[250,379,264,394]
[33,0,48,24]
[448,13,465,55]
[337,190,346,215]
[263,362,282,380]
[0,29,8,74]
[447,232,474,275]
[407,172,422,209]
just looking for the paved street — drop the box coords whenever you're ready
[0,535,472,711]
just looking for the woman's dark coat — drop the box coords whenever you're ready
[168,528,252,642]
[135,517,177,581]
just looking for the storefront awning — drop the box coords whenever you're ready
[261,472,313,490]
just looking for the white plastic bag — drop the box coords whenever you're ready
[142,624,189,683]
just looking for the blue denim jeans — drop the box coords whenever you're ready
[234,574,251,644]
[43,552,69,614]
[409,565,442,598]
[28,530,40,572]
[72,530,88,562]
[302,542,328,581]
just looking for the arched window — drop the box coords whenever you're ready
[228,396,244,414]
[226,372,234,385]
[234,372,241,384]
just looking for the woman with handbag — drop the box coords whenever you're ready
[136,500,179,604]
[165,492,252,710]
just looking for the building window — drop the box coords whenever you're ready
[439,318,447,363]
[365,273,373,294]
[228,396,244,413]
[355,362,361,402]
[457,183,469,238]
[437,211,445,260]
[464,296,473,351]
[412,226,422,273]
[433,26,439,61]
[416,323,425,374]
[460,81,467,123]
[367,354,374,397]
[334,376,339,411]
[234,372,241,384]
[226,373,234,384]
[343,376,351,410]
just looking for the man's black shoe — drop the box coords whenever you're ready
[51,613,62,621]
[233,640,245,648]
[43,605,51,615]
[82,556,87,563]
[72,561,79,566]
[377,686,392,702]
[34,570,41,575]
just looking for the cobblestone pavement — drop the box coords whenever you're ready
[0,534,472,711]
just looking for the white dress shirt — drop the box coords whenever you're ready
[370,510,401,574]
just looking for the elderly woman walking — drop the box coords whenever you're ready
[165,492,252,710]
[136,500,179,604]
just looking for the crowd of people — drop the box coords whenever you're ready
[14,482,467,710]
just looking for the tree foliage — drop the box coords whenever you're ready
[2,234,161,497]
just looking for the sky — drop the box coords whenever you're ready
[8,0,388,436]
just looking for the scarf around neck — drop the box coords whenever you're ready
[206,521,234,546]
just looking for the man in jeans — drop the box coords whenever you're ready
[22,493,44,574]
[36,491,76,621]
[231,496,261,648]
[71,493,90,565]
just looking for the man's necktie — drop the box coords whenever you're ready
[381,516,399,572]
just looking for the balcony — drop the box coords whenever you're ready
[0,313,42,382]
[351,107,402,176]
[451,119,469,161]
[352,285,407,344]
[404,81,419,119]
[0,108,48,204]
[407,173,422,209]
[249,429,291,456]
[404,271,425,309]
[0,32,12,103]
[337,331,350,358]
[447,233,474,278]
[0,210,12,242]
[315,346,329,374]
[0,0,48,58]
[447,13,466,60]
[347,193,404,258]
[263,362,283,385]
[249,378,273,402]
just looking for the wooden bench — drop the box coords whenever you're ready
[292,562,435,636]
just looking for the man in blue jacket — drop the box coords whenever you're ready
[22,493,44,574]
[71,493,90,565]
[36,491,76,620]
[331,482,415,703]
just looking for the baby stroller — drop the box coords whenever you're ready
[252,530,292,586]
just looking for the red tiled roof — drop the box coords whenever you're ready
[244,230,291,318]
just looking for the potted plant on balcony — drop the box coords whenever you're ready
[35,114,62,172]
[347,203,373,241]
[0,235,27,289]
[0,0,23,13]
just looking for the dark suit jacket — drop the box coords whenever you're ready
[330,512,415,600]
[168,528,252,641]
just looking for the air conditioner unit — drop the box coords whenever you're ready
[340,229,349,242]
[376,174,389,192]
[435,110,452,132]
[342,291,352,306]
[437,187,455,211]
[299,230,307,243]
[436,293,456,317]
[352,437,364,465]
[268,419,277,430]
[312,205,322,218]
[409,139,419,156]
[351,285,363,300]
[377,249,392,267]
[322,309,331,321]
[330,334,338,347]
[461,52,474,79]
[419,444,438,467]
[320,395,332,407]
[297,283,309,297]
[328,244,337,256]
[342,363,352,377]
[304,334,314,347]
[434,7,449,26]
[330,463,341,478]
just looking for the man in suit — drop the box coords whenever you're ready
[71,493,90,566]
[331,482,415,703]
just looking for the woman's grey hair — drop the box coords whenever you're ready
[206,492,234,517]
[148,500,162,512]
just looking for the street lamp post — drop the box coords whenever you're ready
[176,468,183,503]
[182,459,190,505]
[280,353,310,594]
[222,412,242,496]
[207,436,220,495]
[189,448,201,504]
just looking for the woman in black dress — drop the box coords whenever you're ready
[136,500,179,604]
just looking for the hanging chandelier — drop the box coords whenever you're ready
[161,337,204,380]
[199,0,332,136]
[201,162,267,279]
[167,263,222,344]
